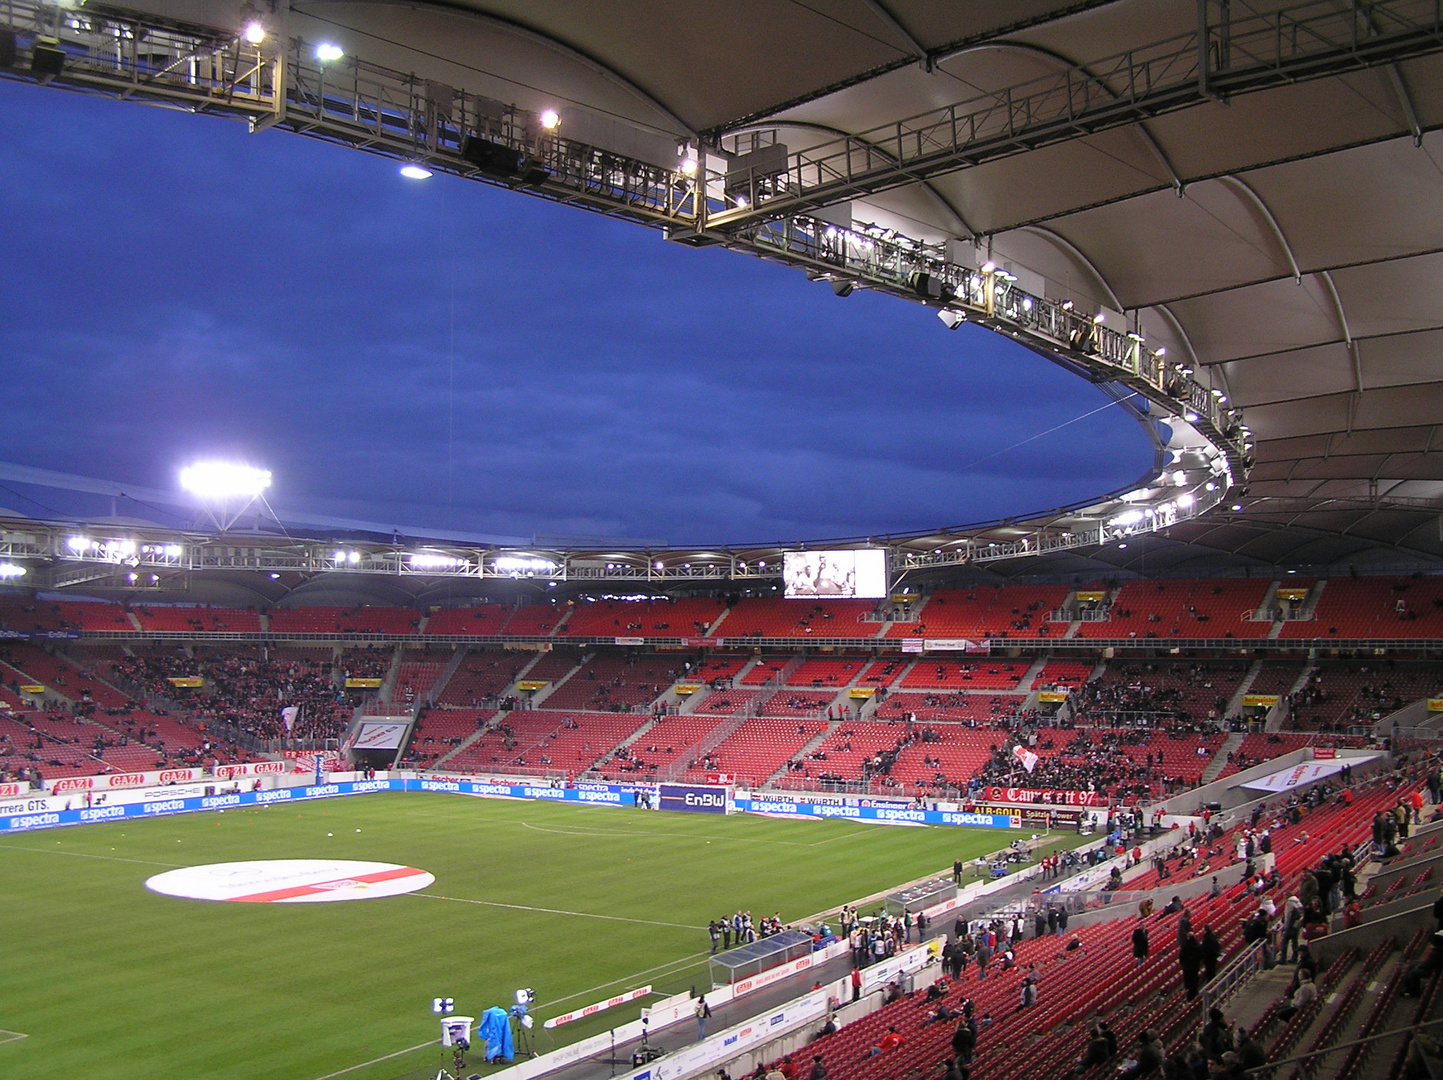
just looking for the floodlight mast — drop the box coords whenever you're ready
[179,462,272,532]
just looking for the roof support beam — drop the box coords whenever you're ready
[300,0,697,138]
[1218,175,1303,285]
[704,2,1443,230]
[857,0,929,66]
[1015,224,1124,310]
[947,41,1186,195]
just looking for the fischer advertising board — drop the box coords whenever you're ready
[658,784,729,814]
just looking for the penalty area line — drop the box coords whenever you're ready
[413,891,703,930]
[307,1038,438,1080]
[0,1030,29,1046]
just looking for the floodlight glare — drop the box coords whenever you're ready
[315,42,344,61]
[539,109,560,130]
[243,20,265,44]
[0,562,27,579]
[678,156,697,176]
[399,163,433,180]
[180,462,272,499]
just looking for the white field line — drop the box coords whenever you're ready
[413,891,704,929]
[307,1037,438,1080]
[0,1030,28,1046]
[0,843,183,868]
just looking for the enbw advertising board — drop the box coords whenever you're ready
[658,784,728,814]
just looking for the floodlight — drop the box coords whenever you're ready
[409,553,466,569]
[315,42,344,61]
[243,20,265,45]
[1156,347,1167,356]
[1177,493,1195,507]
[679,156,697,176]
[399,163,433,180]
[980,260,996,274]
[180,462,271,499]
[1185,410,1200,422]
[0,563,26,579]
[1231,503,1243,511]
[493,556,554,573]
[734,195,749,208]
[937,309,965,330]
[1092,312,1106,324]
[539,109,560,130]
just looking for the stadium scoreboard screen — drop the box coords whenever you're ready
[782,549,887,599]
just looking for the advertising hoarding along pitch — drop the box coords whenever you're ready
[658,784,728,814]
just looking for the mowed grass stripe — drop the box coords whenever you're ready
[0,792,1039,1080]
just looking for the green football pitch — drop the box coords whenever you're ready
[0,793,1072,1080]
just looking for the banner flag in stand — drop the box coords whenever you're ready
[1012,745,1039,774]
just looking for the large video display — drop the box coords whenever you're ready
[782,549,887,599]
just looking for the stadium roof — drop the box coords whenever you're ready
[5,0,1443,574]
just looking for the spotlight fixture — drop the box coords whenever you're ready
[399,163,433,180]
[539,109,560,130]
[938,309,966,330]
[314,43,344,62]
[243,20,265,45]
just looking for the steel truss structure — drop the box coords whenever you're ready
[6,0,1441,577]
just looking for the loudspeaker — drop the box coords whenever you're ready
[460,135,523,176]
[31,42,64,79]
[0,29,17,69]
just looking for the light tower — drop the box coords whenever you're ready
[179,462,273,532]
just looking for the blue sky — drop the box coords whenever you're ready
[0,78,1153,546]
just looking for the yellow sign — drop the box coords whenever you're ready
[673,683,702,696]
[890,593,919,604]
[1243,694,1279,709]
[849,687,877,699]
[1074,590,1107,602]
[343,677,382,689]
[516,680,549,691]
[166,677,203,689]
[1429,698,1443,713]
[19,684,45,695]
[1038,690,1070,704]
[1276,588,1309,601]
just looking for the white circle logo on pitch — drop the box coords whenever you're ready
[145,860,434,903]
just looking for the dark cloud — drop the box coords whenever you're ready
[0,80,1152,545]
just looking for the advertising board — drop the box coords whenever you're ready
[658,784,729,814]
